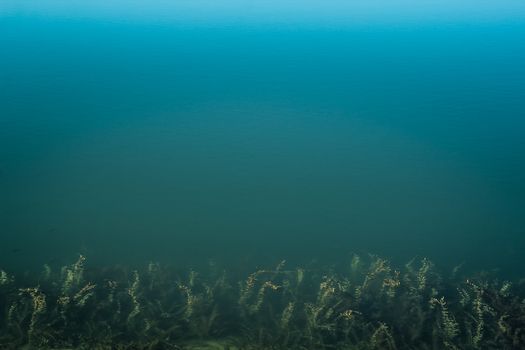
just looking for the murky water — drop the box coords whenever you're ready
[1,1,525,275]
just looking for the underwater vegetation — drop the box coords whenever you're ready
[1,255,524,349]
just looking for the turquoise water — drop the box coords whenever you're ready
[1,2,525,274]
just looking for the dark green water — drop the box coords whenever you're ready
[1,2,525,274]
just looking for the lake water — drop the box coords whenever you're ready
[1,1,525,275]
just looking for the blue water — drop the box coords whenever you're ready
[1,1,525,273]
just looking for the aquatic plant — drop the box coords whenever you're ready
[1,254,524,349]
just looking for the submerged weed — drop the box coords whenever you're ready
[0,255,524,349]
